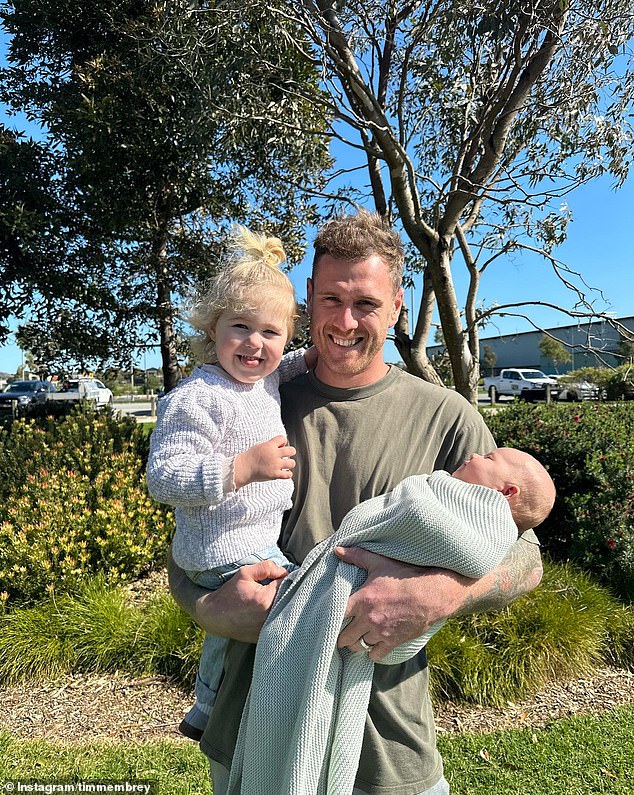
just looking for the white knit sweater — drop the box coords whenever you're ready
[146,349,306,571]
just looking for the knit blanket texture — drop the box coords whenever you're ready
[227,471,517,795]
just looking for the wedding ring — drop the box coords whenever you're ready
[359,637,374,652]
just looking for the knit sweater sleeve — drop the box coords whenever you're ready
[146,376,233,508]
[277,348,307,384]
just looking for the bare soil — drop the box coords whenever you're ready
[2,666,633,745]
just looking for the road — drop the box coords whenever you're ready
[114,399,157,422]
[114,392,506,424]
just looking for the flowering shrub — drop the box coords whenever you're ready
[485,401,634,600]
[0,407,174,606]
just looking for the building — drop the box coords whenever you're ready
[428,316,634,375]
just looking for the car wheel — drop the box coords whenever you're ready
[566,391,577,402]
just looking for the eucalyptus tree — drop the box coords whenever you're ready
[1,0,330,388]
[258,0,634,404]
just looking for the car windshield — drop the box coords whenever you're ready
[5,381,38,393]
[522,371,548,379]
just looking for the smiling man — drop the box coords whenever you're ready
[168,209,543,795]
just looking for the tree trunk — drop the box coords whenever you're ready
[394,301,444,385]
[153,216,180,393]
[427,241,479,406]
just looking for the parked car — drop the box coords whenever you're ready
[549,375,604,402]
[84,378,114,406]
[0,379,57,417]
[53,378,114,407]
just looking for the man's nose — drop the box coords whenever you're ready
[334,305,358,330]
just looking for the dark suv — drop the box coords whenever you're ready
[0,380,57,417]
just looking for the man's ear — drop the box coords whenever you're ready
[501,483,520,501]
[389,287,404,327]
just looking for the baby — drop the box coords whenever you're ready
[451,446,555,533]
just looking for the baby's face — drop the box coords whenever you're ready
[452,448,515,489]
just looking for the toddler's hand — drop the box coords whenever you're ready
[234,435,296,488]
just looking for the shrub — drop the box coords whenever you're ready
[0,406,174,606]
[1,564,630,709]
[484,401,634,599]
[428,562,632,706]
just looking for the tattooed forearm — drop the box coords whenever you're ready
[456,535,543,617]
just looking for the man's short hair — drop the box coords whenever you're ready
[312,208,404,293]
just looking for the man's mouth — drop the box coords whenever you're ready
[331,335,362,348]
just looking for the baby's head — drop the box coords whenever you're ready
[452,447,555,532]
[188,226,297,368]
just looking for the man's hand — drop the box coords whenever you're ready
[234,435,296,489]
[335,537,542,662]
[335,546,469,661]
[167,549,288,644]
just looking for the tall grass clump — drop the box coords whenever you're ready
[0,576,201,687]
[428,561,633,706]
[1,565,631,709]
[484,401,634,600]
[0,406,174,606]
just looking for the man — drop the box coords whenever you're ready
[168,209,542,794]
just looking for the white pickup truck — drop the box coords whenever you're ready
[48,378,112,406]
[483,369,559,401]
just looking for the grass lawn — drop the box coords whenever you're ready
[440,705,634,794]
[2,706,632,794]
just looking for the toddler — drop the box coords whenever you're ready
[147,226,315,740]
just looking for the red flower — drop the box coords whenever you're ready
[573,415,581,423]
[606,538,617,550]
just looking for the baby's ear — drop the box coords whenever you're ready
[501,483,520,501]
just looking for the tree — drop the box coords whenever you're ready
[1,0,330,388]
[538,334,571,372]
[616,334,634,364]
[253,0,634,404]
[482,344,497,377]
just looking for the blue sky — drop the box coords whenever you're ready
[2,33,633,375]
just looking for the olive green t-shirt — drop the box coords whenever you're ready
[201,367,496,794]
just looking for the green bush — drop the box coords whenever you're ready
[428,561,633,706]
[0,406,174,606]
[484,401,634,599]
[1,564,630,709]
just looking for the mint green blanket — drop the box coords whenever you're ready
[227,471,517,795]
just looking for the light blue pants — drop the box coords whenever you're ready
[210,760,450,794]
[183,544,294,731]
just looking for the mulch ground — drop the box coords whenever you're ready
[2,666,633,744]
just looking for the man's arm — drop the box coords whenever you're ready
[335,534,542,662]
[167,547,288,643]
